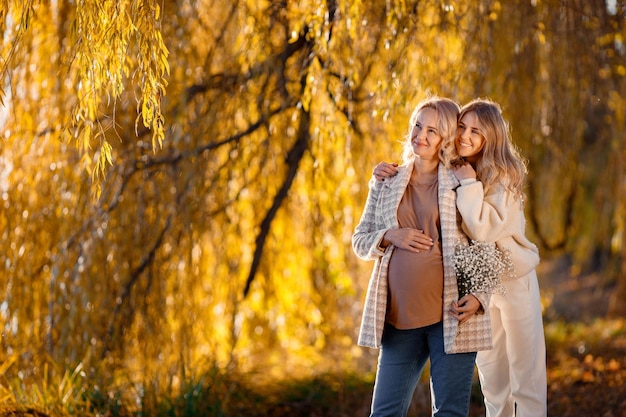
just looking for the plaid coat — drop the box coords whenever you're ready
[352,163,493,353]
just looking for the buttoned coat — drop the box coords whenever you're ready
[352,162,493,353]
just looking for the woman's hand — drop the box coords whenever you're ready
[450,295,481,324]
[382,228,433,253]
[373,162,399,182]
[452,163,477,182]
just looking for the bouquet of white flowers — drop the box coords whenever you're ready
[453,240,514,298]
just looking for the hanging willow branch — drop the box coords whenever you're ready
[70,0,170,199]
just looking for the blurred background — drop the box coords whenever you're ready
[0,0,625,415]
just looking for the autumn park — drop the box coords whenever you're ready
[0,0,625,416]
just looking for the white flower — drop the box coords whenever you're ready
[453,240,514,298]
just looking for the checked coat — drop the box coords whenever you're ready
[352,162,493,353]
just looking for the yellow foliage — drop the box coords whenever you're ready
[0,1,625,411]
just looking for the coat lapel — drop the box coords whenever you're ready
[381,164,412,230]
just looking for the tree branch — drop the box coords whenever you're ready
[105,213,172,353]
[243,109,310,297]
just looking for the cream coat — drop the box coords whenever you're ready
[455,178,540,279]
[352,163,492,353]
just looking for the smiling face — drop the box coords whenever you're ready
[410,107,443,162]
[456,110,486,164]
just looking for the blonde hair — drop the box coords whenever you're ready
[402,96,459,167]
[459,98,527,196]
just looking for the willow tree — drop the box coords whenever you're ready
[0,0,467,389]
[1,0,625,405]
[458,0,626,314]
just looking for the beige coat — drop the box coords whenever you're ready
[352,163,492,353]
[455,178,540,279]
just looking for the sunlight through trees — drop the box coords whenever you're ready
[0,0,625,407]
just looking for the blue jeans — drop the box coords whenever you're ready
[370,321,477,417]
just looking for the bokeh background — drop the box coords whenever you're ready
[0,0,625,415]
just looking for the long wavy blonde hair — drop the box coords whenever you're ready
[402,96,459,167]
[458,98,527,196]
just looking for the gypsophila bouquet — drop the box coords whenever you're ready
[454,240,514,298]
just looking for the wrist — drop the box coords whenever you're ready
[459,178,478,186]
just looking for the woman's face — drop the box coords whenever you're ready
[411,107,442,161]
[456,111,486,163]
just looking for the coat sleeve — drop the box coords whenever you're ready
[455,179,515,242]
[470,291,491,314]
[352,176,391,260]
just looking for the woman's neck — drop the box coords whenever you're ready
[464,154,480,169]
[412,156,439,175]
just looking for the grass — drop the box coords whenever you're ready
[0,318,624,417]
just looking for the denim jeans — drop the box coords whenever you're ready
[370,321,477,417]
